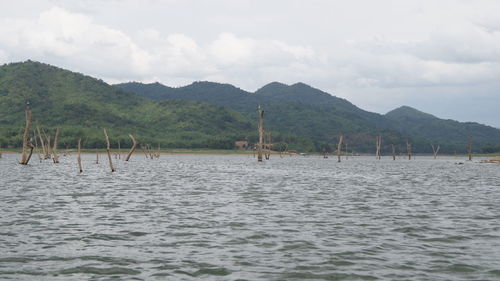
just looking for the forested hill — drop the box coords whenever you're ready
[116,81,500,153]
[1,60,499,153]
[0,61,253,148]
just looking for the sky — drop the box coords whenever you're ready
[1,0,499,127]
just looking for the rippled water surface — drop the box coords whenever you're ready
[1,153,500,280]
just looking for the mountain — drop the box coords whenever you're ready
[116,81,500,153]
[385,106,500,151]
[1,60,498,153]
[116,81,394,148]
[0,61,253,149]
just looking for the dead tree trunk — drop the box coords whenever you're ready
[146,144,154,159]
[20,106,33,165]
[32,128,42,162]
[337,135,344,162]
[375,135,382,160]
[52,127,60,163]
[103,128,115,172]
[77,139,83,173]
[156,143,161,158]
[407,141,412,160]
[345,142,348,160]
[141,145,148,158]
[467,136,472,161]
[431,144,440,159]
[265,131,271,160]
[125,134,137,161]
[36,121,47,159]
[391,144,396,161]
[267,131,273,160]
[118,140,121,159]
[45,134,52,160]
[257,106,264,162]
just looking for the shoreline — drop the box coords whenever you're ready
[1,149,499,157]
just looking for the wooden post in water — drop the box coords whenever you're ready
[257,106,264,162]
[52,127,60,163]
[77,139,83,173]
[431,144,440,159]
[467,136,472,161]
[407,141,412,160]
[337,135,344,162]
[95,148,99,164]
[103,128,115,172]
[125,134,137,161]
[375,135,382,160]
[391,144,396,161]
[20,103,34,165]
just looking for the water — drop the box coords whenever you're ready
[1,153,499,280]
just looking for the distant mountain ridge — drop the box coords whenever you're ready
[1,60,498,153]
[116,81,500,153]
[0,61,253,148]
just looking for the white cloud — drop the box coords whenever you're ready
[0,1,499,127]
[0,7,151,78]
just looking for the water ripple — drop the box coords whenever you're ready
[1,154,499,280]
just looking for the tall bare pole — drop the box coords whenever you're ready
[36,121,47,159]
[345,142,348,160]
[103,128,115,172]
[391,144,396,161]
[257,106,264,162]
[45,133,52,160]
[52,127,60,163]
[77,139,83,173]
[467,136,472,161]
[125,134,137,161]
[33,128,42,162]
[20,102,34,165]
[407,141,412,160]
[337,135,344,162]
[265,131,272,160]
[375,135,382,160]
[118,140,121,159]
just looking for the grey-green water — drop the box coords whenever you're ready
[1,154,499,280]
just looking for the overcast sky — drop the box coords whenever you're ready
[1,0,499,127]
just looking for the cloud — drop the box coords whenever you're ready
[0,2,499,127]
[0,6,151,79]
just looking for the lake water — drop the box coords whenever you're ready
[1,153,499,280]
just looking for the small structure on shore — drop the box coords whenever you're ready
[234,141,248,150]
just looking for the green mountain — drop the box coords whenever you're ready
[116,81,395,150]
[1,60,498,153]
[385,106,500,152]
[0,61,253,149]
[116,81,500,153]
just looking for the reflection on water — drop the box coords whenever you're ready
[1,153,499,280]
